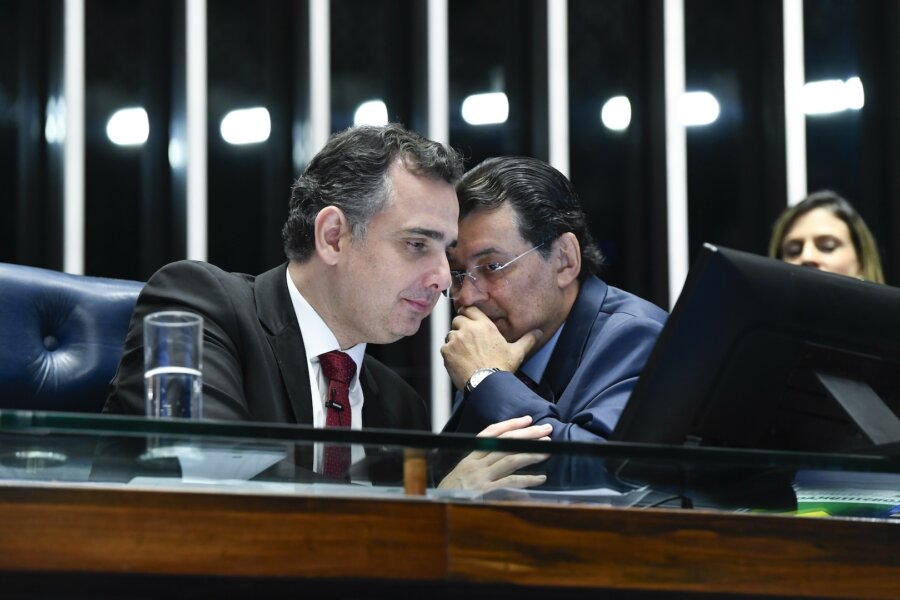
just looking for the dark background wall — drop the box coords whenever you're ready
[2,0,899,407]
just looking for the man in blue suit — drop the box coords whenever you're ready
[441,156,667,442]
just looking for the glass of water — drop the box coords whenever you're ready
[143,311,203,419]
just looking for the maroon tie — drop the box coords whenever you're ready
[319,350,356,479]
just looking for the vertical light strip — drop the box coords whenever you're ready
[309,0,330,153]
[547,0,569,176]
[664,0,688,308]
[427,0,451,432]
[427,0,449,143]
[186,0,207,260]
[783,0,807,206]
[63,0,85,274]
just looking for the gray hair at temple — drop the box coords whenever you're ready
[282,124,464,262]
[455,156,605,282]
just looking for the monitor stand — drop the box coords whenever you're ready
[814,371,900,455]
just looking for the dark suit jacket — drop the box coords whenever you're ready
[443,276,666,442]
[104,260,428,431]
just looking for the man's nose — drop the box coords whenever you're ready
[430,254,453,292]
[453,275,487,309]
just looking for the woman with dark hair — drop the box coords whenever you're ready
[768,190,885,283]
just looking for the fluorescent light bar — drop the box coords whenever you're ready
[844,76,864,110]
[547,0,569,176]
[168,138,184,169]
[461,92,509,126]
[427,0,450,433]
[106,107,149,146]
[802,77,864,115]
[601,95,632,131]
[64,0,85,275]
[45,97,65,144]
[220,107,271,145]
[353,100,389,126]
[680,91,720,127]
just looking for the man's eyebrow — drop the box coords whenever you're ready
[471,247,503,259]
[404,227,446,241]
[448,246,504,267]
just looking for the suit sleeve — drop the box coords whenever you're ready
[451,314,663,442]
[104,261,252,420]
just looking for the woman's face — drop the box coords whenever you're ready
[780,207,862,278]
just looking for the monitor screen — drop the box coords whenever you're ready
[611,243,900,455]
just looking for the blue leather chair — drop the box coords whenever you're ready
[0,262,144,412]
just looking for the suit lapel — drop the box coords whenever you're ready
[360,360,389,429]
[543,277,608,401]
[441,390,465,432]
[255,263,314,425]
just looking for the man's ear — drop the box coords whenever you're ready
[314,206,350,266]
[555,232,581,288]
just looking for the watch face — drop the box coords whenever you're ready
[467,368,498,392]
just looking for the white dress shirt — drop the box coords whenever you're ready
[285,269,366,471]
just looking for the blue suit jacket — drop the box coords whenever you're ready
[443,276,667,442]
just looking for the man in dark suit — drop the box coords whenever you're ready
[105,124,464,432]
[441,156,668,442]
[104,127,554,488]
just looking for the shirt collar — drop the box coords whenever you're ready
[285,268,366,380]
[519,323,564,383]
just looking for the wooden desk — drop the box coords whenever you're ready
[1,483,898,599]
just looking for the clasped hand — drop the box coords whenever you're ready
[440,306,542,389]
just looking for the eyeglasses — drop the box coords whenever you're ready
[443,241,548,300]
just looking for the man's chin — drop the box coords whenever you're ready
[382,318,425,343]
[489,318,512,339]
[497,327,518,344]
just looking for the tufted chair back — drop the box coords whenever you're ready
[0,262,144,412]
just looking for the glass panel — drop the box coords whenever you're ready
[2,409,898,517]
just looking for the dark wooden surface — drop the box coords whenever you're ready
[1,483,898,599]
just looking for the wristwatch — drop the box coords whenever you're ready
[465,367,501,394]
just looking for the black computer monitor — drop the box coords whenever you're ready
[612,243,900,456]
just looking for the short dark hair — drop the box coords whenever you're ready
[282,124,464,262]
[455,156,604,282]
[768,190,884,283]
